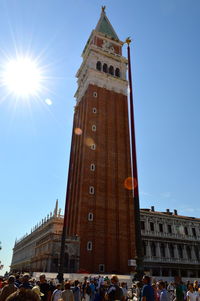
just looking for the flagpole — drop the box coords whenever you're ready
[126,38,144,280]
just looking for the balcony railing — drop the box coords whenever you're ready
[144,255,200,264]
[141,230,199,241]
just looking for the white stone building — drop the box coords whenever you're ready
[10,201,79,273]
[10,204,200,278]
[141,206,200,278]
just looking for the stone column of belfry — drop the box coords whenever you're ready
[66,8,136,274]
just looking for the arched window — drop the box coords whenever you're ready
[150,222,154,231]
[169,244,174,258]
[115,68,120,77]
[87,241,92,251]
[151,242,156,257]
[143,241,146,256]
[109,65,114,75]
[178,245,183,258]
[192,228,196,236]
[90,163,95,171]
[88,213,94,221]
[194,246,199,260]
[89,186,95,194]
[92,125,96,131]
[160,243,165,257]
[96,61,101,71]
[99,264,105,272]
[103,63,108,73]
[186,246,191,259]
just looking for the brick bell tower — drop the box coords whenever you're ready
[66,7,136,274]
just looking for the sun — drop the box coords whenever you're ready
[2,56,43,98]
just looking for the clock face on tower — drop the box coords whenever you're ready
[102,40,115,53]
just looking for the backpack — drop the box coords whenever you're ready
[114,285,123,300]
[108,285,123,301]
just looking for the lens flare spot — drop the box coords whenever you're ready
[85,137,94,147]
[45,98,52,105]
[124,177,137,190]
[74,128,83,135]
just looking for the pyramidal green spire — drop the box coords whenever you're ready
[95,6,119,40]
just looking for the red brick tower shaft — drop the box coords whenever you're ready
[66,8,136,274]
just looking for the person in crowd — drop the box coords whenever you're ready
[90,280,96,301]
[30,279,37,288]
[14,275,21,289]
[197,288,200,301]
[5,289,40,301]
[141,276,154,301]
[175,277,184,301]
[48,280,55,295]
[167,282,175,301]
[84,281,91,301]
[120,283,128,301]
[32,286,44,300]
[61,282,74,301]
[0,280,6,289]
[0,278,3,290]
[186,284,198,301]
[38,274,51,301]
[193,282,199,292]
[51,284,62,301]
[182,282,187,301]
[106,275,123,301]
[72,281,81,301]
[96,280,107,301]
[97,277,104,293]
[19,273,33,290]
[158,281,169,301]
[151,282,159,301]
[0,275,17,301]
[133,281,141,301]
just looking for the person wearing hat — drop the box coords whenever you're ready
[19,273,33,290]
[32,286,44,300]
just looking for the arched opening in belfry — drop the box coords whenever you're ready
[109,65,114,75]
[115,68,120,77]
[103,63,108,73]
[96,61,101,71]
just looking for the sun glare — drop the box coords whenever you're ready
[2,56,42,97]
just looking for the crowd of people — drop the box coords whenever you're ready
[0,273,200,301]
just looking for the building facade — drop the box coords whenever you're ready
[10,201,79,273]
[10,205,200,278]
[141,207,200,278]
[65,8,136,274]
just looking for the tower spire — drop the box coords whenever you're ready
[95,7,119,40]
[54,199,58,216]
[101,6,106,14]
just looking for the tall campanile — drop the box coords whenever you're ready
[66,8,136,274]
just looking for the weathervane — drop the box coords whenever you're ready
[102,6,106,13]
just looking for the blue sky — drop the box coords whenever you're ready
[0,0,200,274]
